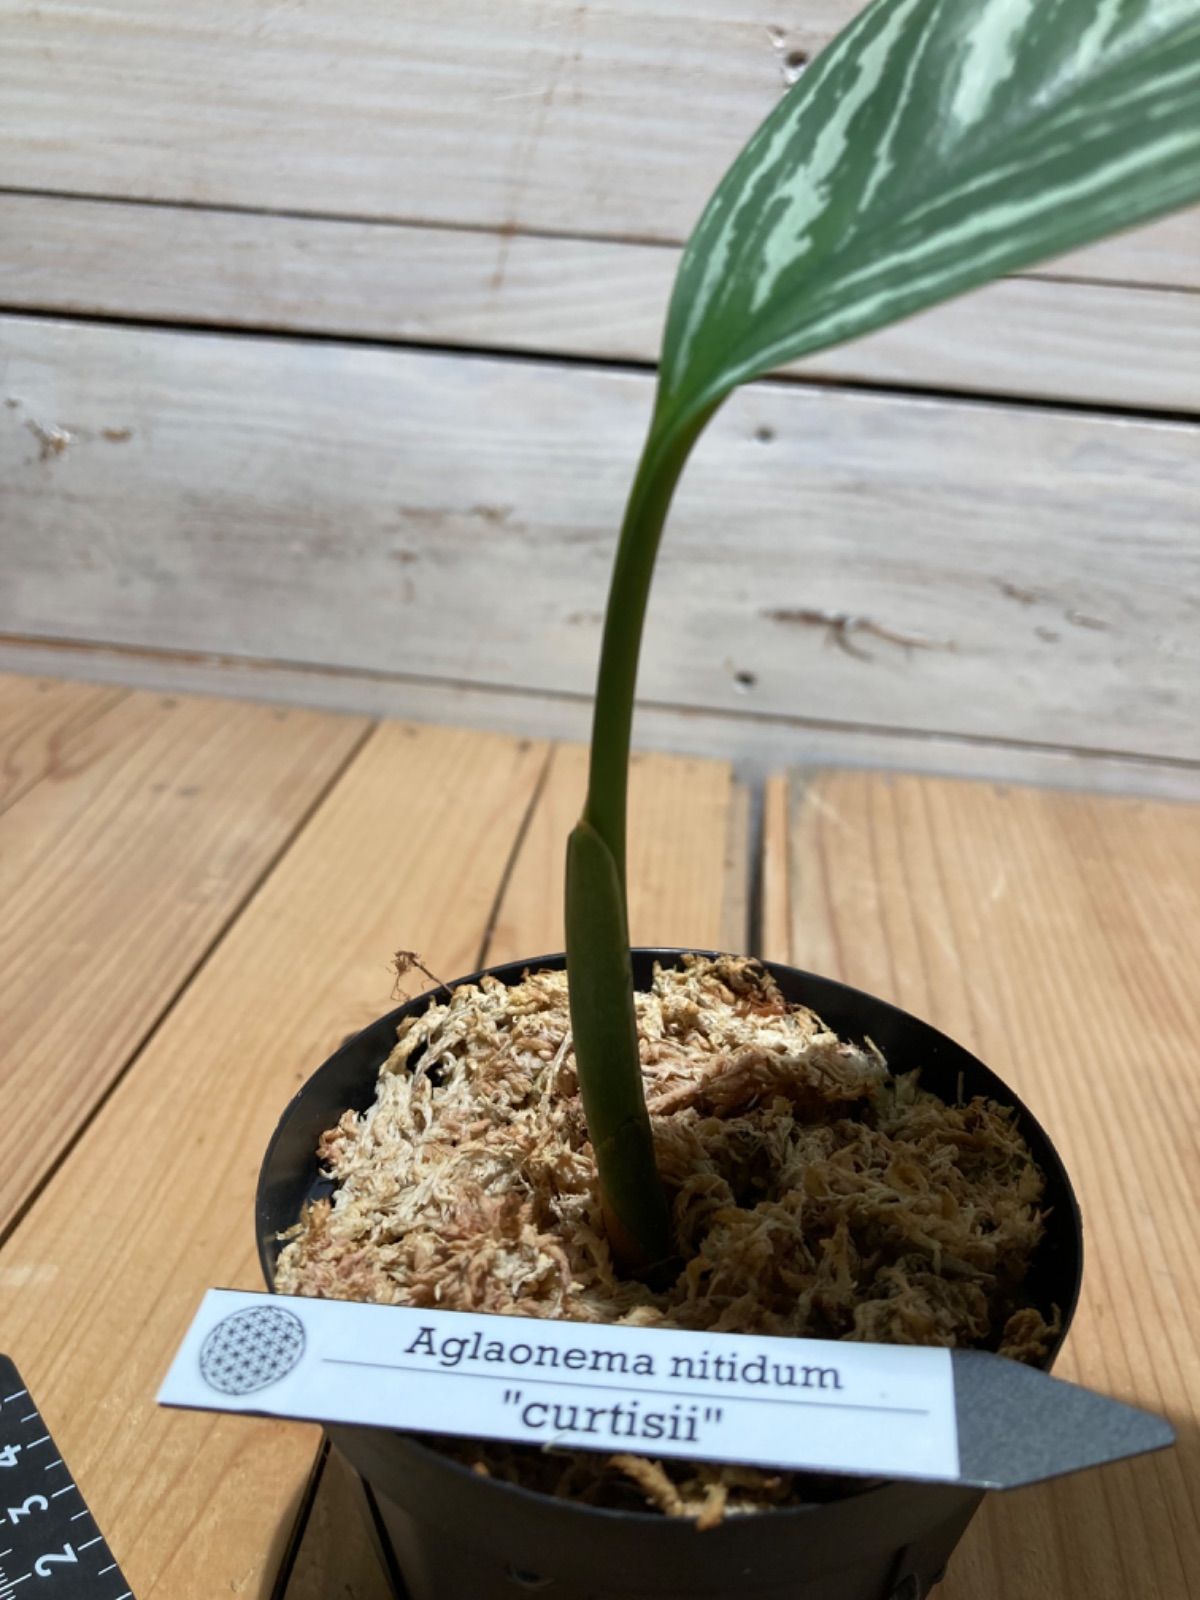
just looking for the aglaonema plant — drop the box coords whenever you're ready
[565,0,1200,1272]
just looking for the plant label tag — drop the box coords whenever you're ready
[159,1289,959,1482]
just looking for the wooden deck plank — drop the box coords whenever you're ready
[3,195,1195,411]
[719,779,752,957]
[4,317,1198,767]
[283,734,747,1593]
[0,671,124,814]
[759,772,791,966]
[0,687,369,1236]
[768,769,1200,1599]
[485,743,742,964]
[1,2,1194,295]
[0,718,550,1596]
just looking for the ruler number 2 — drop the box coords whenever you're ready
[34,1542,78,1576]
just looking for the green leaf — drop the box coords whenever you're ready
[658,0,1200,428]
[567,0,1200,1270]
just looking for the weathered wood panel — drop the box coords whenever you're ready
[0,721,551,1596]
[3,195,1195,410]
[760,769,1200,1600]
[3,316,1197,764]
[0,689,368,1234]
[2,1,1195,292]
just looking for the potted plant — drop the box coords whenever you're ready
[257,3,1200,1596]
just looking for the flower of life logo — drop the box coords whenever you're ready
[199,1305,306,1395]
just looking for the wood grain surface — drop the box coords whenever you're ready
[0,672,123,814]
[761,768,1200,1600]
[4,317,1197,767]
[0,719,551,1596]
[0,688,368,1236]
[1,674,1194,1596]
[1,0,1194,290]
[3,194,1196,411]
[485,742,742,964]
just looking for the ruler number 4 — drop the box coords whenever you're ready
[34,1542,78,1576]
[0,1443,21,1467]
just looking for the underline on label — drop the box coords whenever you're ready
[321,1358,930,1417]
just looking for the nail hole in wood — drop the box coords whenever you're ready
[783,48,809,82]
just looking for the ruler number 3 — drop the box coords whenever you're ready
[34,1542,78,1576]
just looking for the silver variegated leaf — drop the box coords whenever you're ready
[658,0,1200,425]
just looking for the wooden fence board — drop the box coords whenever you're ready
[1,1,1194,292]
[4,317,1197,766]
[3,195,1196,410]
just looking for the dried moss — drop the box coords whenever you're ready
[277,956,1056,1518]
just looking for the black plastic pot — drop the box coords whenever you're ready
[257,951,1083,1600]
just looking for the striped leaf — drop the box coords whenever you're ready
[658,0,1200,427]
[567,0,1200,1269]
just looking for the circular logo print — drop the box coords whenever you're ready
[199,1305,306,1395]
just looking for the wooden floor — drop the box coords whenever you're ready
[1,672,1197,1598]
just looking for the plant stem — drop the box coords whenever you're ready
[583,411,710,876]
[565,406,711,1274]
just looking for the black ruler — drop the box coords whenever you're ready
[0,1356,133,1599]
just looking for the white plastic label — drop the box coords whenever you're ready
[159,1289,959,1482]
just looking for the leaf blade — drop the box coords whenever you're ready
[658,0,1200,423]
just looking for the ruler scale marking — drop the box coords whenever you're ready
[0,1356,135,1598]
